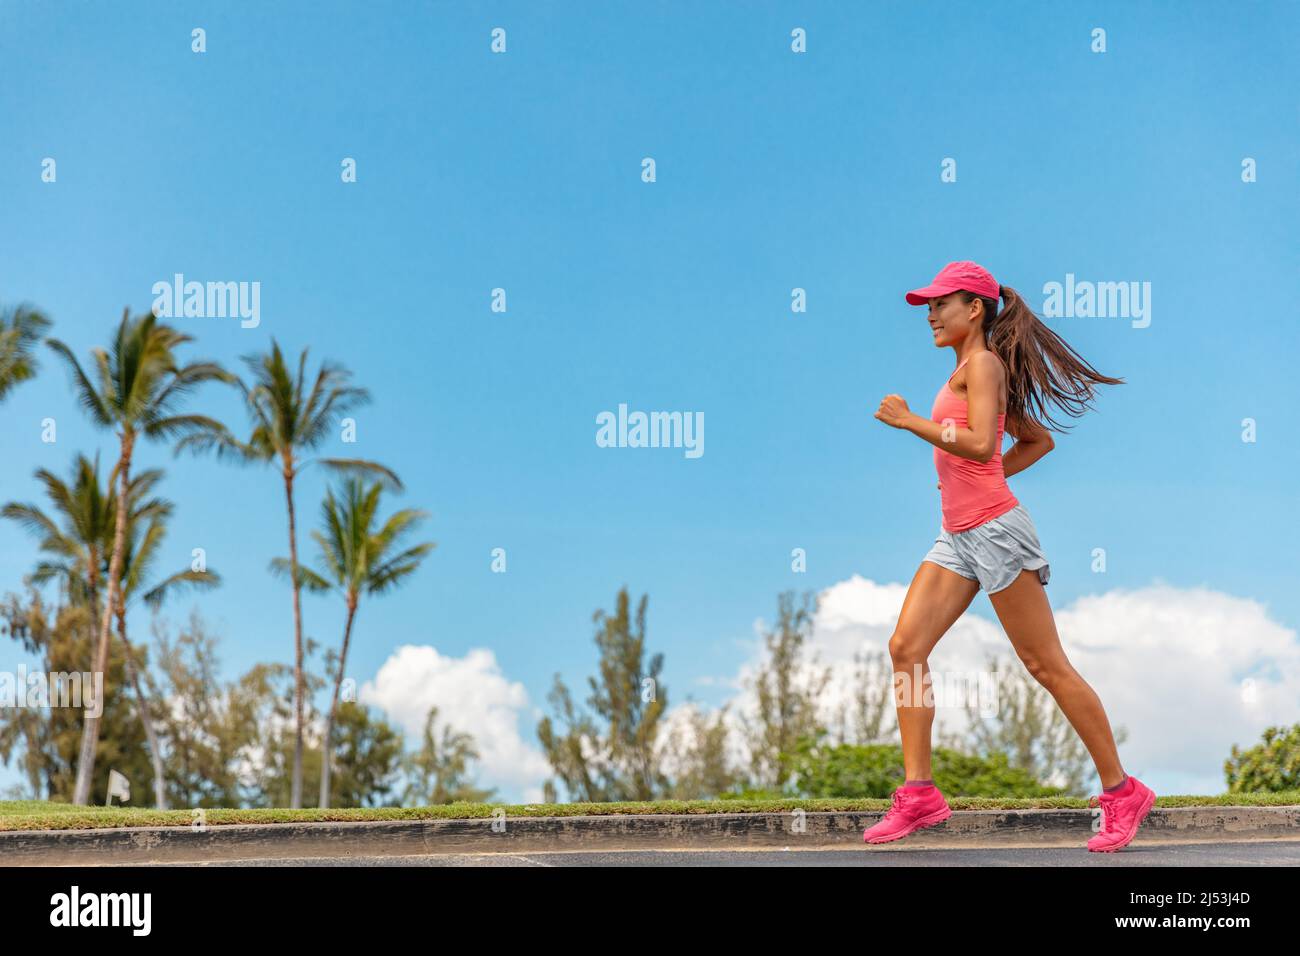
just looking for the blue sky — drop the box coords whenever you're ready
[1,1,1297,801]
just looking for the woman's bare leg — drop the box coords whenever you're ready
[987,569,1126,788]
[890,561,981,779]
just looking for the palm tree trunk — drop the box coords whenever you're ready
[319,598,358,808]
[71,429,134,805]
[284,466,305,809]
[117,602,167,809]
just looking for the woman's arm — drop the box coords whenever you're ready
[874,352,1003,463]
[1001,412,1054,478]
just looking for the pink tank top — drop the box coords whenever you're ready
[931,357,1019,533]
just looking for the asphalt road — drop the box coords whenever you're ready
[136,839,1300,866]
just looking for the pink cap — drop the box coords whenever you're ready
[905,261,1000,305]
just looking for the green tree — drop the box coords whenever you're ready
[402,704,496,805]
[828,648,899,746]
[744,590,832,792]
[0,591,149,802]
[246,644,408,809]
[323,702,407,808]
[151,613,341,809]
[277,476,433,807]
[114,483,221,808]
[787,737,1062,798]
[176,340,398,808]
[1225,724,1300,793]
[537,587,669,802]
[47,310,232,804]
[660,701,740,800]
[151,610,326,809]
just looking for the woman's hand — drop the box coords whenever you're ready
[874,394,913,429]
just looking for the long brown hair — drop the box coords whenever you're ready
[959,285,1125,434]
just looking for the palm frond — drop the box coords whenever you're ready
[150,359,237,411]
[314,458,403,492]
[1,502,63,543]
[268,556,334,593]
[142,413,236,442]
[45,338,113,426]
[0,303,53,400]
[140,568,221,610]
[365,542,436,596]
[173,425,263,463]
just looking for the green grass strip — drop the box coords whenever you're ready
[1,791,1298,832]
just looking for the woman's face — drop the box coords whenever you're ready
[926,293,980,347]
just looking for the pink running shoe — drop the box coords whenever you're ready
[863,785,952,844]
[1087,776,1157,852]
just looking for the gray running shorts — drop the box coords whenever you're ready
[922,503,1050,594]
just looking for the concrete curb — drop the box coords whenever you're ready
[4,805,1299,865]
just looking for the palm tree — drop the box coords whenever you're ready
[47,309,233,804]
[3,456,174,805]
[2,454,116,613]
[177,341,400,808]
[276,477,433,807]
[0,303,53,400]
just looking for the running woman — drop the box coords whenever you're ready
[863,260,1156,852]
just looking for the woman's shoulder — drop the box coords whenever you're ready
[968,349,1005,371]
[965,350,1008,381]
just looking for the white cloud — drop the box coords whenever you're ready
[361,644,551,803]
[1049,583,1300,793]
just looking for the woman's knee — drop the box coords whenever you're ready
[1020,655,1072,689]
[888,630,928,664]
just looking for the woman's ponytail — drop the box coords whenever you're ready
[961,285,1125,433]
